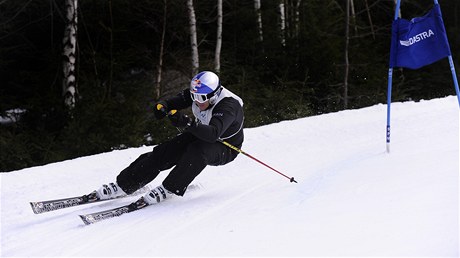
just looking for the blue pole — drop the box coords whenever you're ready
[394,0,401,20]
[447,56,460,106]
[433,0,460,106]
[386,0,401,153]
[386,68,393,153]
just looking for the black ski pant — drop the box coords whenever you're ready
[116,132,239,196]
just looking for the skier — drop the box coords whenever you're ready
[93,71,244,205]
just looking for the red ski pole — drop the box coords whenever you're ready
[219,140,297,183]
[165,107,297,183]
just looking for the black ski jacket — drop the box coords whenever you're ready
[165,88,244,148]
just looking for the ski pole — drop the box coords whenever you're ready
[219,140,297,183]
[164,107,297,183]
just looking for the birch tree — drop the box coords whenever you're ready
[278,1,286,47]
[254,0,263,43]
[187,0,199,75]
[62,0,78,110]
[293,0,301,41]
[281,0,302,47]
[343,0,350,109]
[214,0,223,73]
[155,0,167,99]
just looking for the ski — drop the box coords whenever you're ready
[79,183,202,225]
[79,197,148,225]
[30,185,150,214]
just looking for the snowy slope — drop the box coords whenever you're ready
[1,96,459,257]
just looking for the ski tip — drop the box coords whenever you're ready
[79,215,92,226]
[30,202,41,214]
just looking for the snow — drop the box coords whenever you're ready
[0,109,26,125]
[1,96,459,257]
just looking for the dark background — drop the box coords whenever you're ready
[1,0,458,171]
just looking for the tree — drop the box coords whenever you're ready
[187,0,199,75]
[215,0,223,73]
[62,0,79,110]
[344,0,350,109]
[293,0,302,43]
[254,0,264,46]
[278,0,302,48]
[155,0,167,99]
[364,0,375,39]
[278,0,286,47]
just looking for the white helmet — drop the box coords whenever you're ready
[190,71,222,104]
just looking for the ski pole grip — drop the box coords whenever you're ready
[156,103,165,111]
[157,103,176,116]
[220,140,243,154]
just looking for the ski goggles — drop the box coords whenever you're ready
[191,92,212,103]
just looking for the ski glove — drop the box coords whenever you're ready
[153,101,168,120]
[168,111,195,129]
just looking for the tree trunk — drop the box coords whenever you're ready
[215,0,223,73]
[293,0,301,41]
[62,0,78,110]
[187,0,199,75]
[455,1,458,28]
[364,0,375,39]
[278,1,286,47]
[294,0,302,48]
[155,0,167,99]
[254,0,263,43]
[350,0,358,36]
[344,0,350,109]
[107,0,114,101]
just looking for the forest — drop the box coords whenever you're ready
[1,0,459,172]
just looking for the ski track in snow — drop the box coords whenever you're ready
[1,96,459,257]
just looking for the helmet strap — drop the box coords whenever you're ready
[208,86,222,105]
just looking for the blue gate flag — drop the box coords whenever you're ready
[389,4,451,69]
